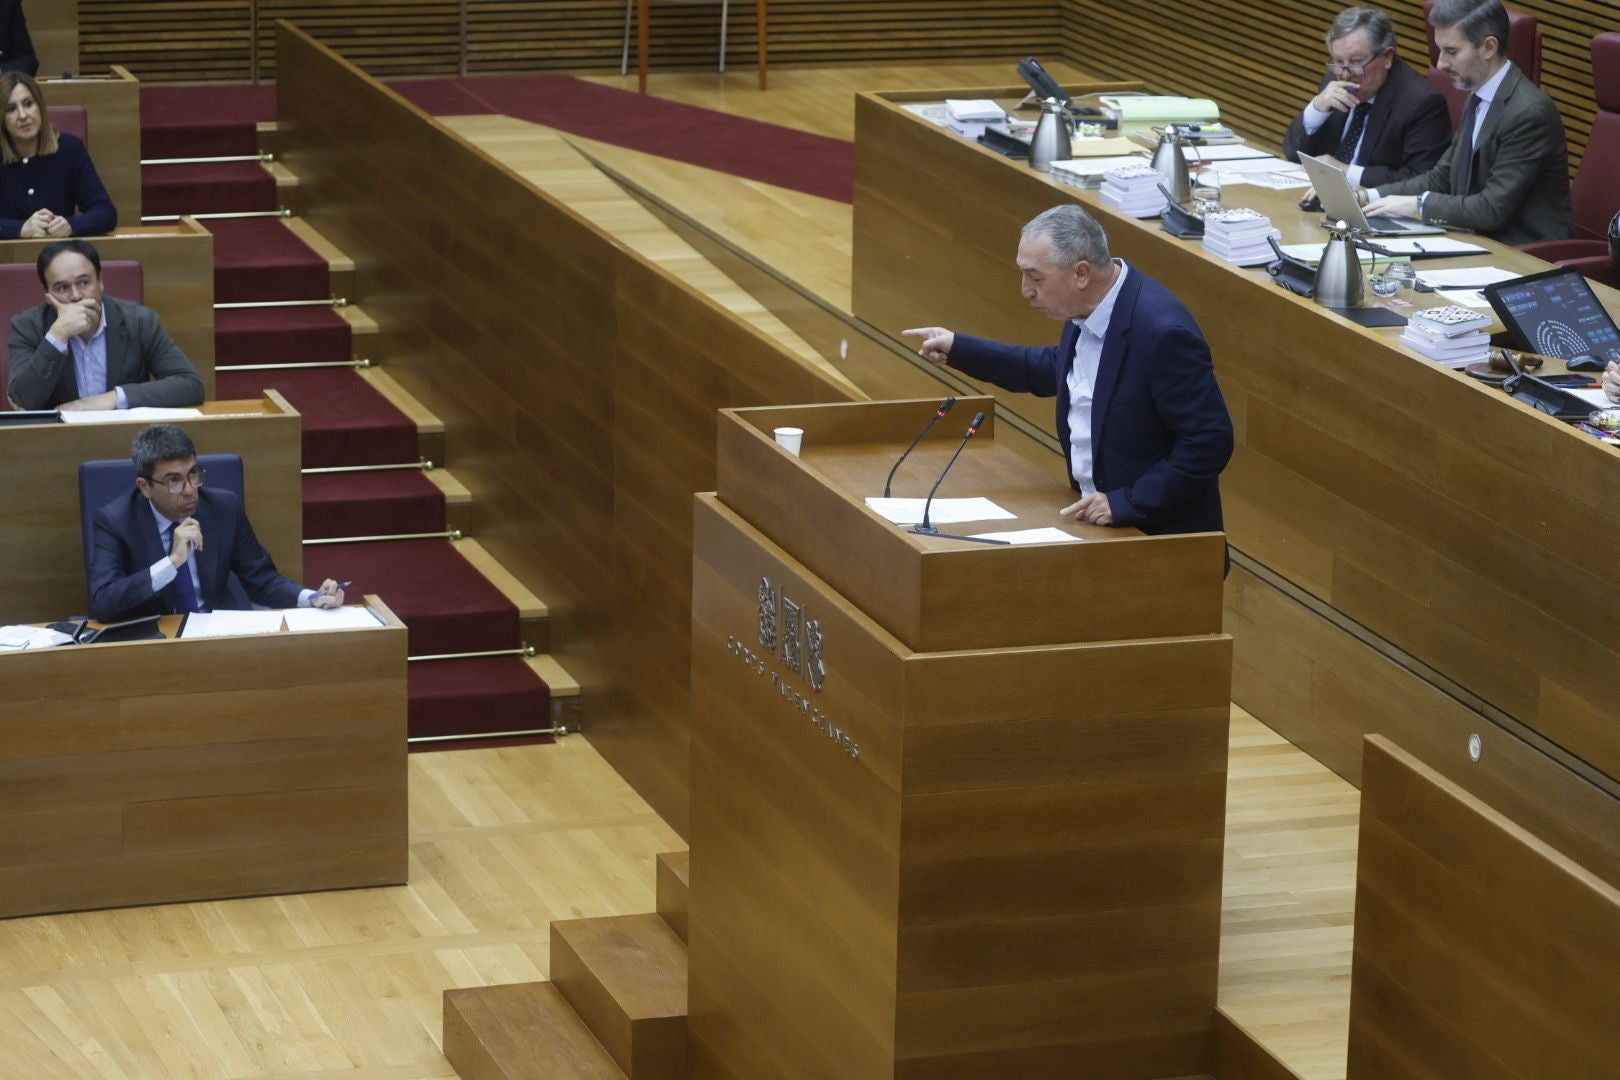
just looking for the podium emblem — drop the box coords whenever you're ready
[757,577,777,650]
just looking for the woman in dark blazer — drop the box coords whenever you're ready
[0,71,116,239]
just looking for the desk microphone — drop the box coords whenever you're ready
[910,412,1008,545]
[883,396,955,498]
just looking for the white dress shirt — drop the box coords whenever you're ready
[45,316,128,409]
[1066,260,1129,496]
[1301,94,1376,186]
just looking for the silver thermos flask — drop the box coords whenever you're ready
[1028,98,1074,172]
[1151,127,1192,204]
[1313,224,1366,308]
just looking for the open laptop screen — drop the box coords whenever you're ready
[1485,267,1620,364]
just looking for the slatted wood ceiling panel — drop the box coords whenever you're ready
[80,1,1055,81]
[1059,0,1618,167]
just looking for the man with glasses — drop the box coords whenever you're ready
[8,238,203,411]
[88,424,345,622]
[1284,7,1451,190]
[1364,0,1572,244]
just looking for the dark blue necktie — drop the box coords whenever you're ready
[1336,102,1370,164]
[1453,94,1481,195]
[165,524,203,612]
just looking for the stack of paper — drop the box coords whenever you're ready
[1399,305,1493,367]
[1202,208,1280,266]
[1099,164,1168,218]
[945,98,1003,138]
[1049,156,1151,190]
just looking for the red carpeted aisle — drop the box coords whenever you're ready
[389,75,855,204]
[146,85,551,745]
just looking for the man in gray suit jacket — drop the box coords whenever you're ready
[1363,0,1571,245]
[7,239,203,411]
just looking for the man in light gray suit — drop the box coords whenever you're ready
[8,238,203,411]
[1363,0,1571,245]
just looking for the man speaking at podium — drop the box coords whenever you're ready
[904,204,1233,535]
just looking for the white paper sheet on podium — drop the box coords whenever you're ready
[179,610,285,638]
[968,527,1083,545]
[864,496,1016,526]
[0,625,74,649]
[282,606,382,632]
[58,407,205,425]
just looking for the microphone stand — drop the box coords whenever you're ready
[884,396,954,498]
[910,412,1009,545]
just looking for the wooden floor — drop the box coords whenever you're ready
[0,62,1354,1080]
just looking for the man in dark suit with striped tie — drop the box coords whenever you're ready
[1365,0,1572,245]
[1284,6,1451,189]
[87,424,345,622]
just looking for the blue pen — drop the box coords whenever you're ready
[1412,241,1425,253]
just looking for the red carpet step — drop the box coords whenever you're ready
[217,368,418,468]
[140,85,277,159]
[143,161,276,216]
[211,219,330,302]
[408,656,552,744]
[303,539,520,657]
[303,470,447,540]
[216,307,353,366]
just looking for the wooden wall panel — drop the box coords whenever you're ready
[1348,736,1620,1077]
[20,0,78,77]
[80,1,1056,81]
[1060,0,1620,169]
[274,22,851,834]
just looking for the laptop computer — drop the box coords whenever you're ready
[1298,153,1444,236]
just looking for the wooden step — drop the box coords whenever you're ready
[360,366,444,466]
[444,980,624,1080]
[527,653,579,700]
[550,914,687,1080]
[655,852,689,943]
[456,537,550,652]
[283,215,356,299]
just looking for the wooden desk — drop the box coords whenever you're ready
[0,218,217,396]
[851,88,1620,865]
[0,394,302,624]
[20,0,77,78]
[44,65,143,223]
[0,597,407,919]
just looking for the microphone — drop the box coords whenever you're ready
[910,411,1008,545]
[883,396,955,498]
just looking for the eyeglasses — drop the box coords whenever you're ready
[1325,53,1388,77]
[145,468,206,494]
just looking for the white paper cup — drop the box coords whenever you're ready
[773,426,804,456]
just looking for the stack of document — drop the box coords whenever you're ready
[1202,208,1280,266]
[945,99,1003,138]
[1399,305,1493,367]
[1049,155,1151,190]
[1099,164,1168,217]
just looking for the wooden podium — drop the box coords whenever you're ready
[688,398,1234,1079]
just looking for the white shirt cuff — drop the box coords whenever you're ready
[297,588,315,607]
[1302,103,1332,135]
[1346,164,1365,186]
[149,557,177,595]
[114,386,128,409]
[45,333,69,353]
[1366,187,1381,203]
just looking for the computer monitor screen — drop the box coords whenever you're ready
[1485,267,1620,364]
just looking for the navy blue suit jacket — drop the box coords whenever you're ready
[948,267,1233,535]
[88,487,303,622]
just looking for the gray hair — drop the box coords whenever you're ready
[1022,205,1110,268]
[1428,0,1509,50]
[1326,6,1397,56]
[132,424,196,479]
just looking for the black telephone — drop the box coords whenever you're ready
[1157,184,1205,239]
[1017,57,1072,110]
[1266,236,1316,297]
